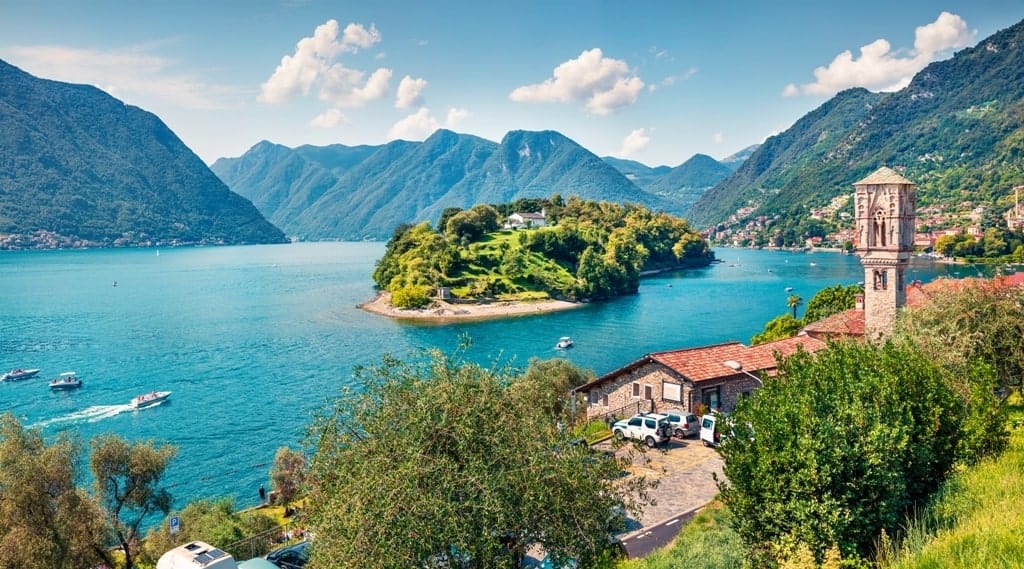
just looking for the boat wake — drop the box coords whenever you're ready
[32,404,135,428]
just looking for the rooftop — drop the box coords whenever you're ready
[854,166,916,186]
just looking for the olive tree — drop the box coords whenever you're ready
[90,434,177,569]
[306,351,648,569]
[719,341,967,563]
[270,446,308,508]
[0,414,106,569]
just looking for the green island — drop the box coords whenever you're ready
[369,195,714,312]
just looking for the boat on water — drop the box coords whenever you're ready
[555,336,574,349]
[785,287,794,292]
[131,390,171,409]
[1,368,41,382]
[49,371,83,390]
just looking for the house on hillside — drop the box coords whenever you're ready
[504,210,547,229]
[572,335,825,420]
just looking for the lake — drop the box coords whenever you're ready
[0,243,975,508]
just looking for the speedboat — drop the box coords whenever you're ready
[1,368,40,382]
[49,371,82,390]
[555,336,574,349]
[131,390,171,409]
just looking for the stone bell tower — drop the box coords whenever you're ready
[853,166,916,340]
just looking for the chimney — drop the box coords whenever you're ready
[855,294,864,310]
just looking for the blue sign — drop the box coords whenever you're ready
[169,516,180,535]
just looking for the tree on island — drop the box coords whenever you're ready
[305,352,648,568]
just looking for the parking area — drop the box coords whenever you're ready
[595,436,724,527]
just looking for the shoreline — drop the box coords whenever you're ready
[358,292,585,322]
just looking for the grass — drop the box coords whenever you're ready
[617,502,744,569]
[447,229,577,300]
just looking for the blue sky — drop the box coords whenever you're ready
[2,1,1023,167]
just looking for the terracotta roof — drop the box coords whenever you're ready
[999,272,1024,287]
[801,308,865,338]
[575,336,826,393]
[854,166,915,186]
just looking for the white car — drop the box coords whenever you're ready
[661,410,700,438]
[699,414,724,447]
[612,413,672,447]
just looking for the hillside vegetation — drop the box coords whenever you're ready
[0,60,285,249]
[371,196,713,308]
[688,18,1024,234]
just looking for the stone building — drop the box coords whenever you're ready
[853,167,916,340]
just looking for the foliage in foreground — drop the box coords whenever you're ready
[618,503,744,569]
[752,284,862,344]
[719,340,1003,564]
[140,497,278,563]
[305,352,647,569]
[877,393,1024,569]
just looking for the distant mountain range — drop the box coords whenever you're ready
[687,17,1024,229]
[213,131,737,241]
[0,60,285,248]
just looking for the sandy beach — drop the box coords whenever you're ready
[358,292,584,322]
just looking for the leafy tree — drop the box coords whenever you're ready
[0,414,106,569]
[140,498,278,563]
[786,294,803,318]
[306,351,648,568]
[802,284,862,323]
[90,435,177,569]
[511,358,595,421]
[750,314,803,345]
[719,341,965,562]
[270,447,309,508]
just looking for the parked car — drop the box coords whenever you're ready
[266,540,310,569]
[661,410,700,438]
[699,414,724,447]
[611,413,672,447]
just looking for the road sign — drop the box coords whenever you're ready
[169,516,180,535]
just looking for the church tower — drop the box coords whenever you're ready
[853,166,916,339]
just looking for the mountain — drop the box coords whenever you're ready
[687,18,1024,229]
[720,145,760,171]
[601,157,672,189]
[214,129,680,241]
[0,60,285,248]
[646,154,734,211]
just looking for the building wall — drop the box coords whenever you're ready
[583,362,691,419]
[696,375,763,414]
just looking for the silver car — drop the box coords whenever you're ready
[661,410,700,438]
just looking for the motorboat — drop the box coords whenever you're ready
[555,336,574,349]
[1,368,40,382]
[49,371,83,390]
[131,390,172,409]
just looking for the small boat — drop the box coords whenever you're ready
[785,287,794,292]
[49,371,83,390]
[555,336,574,349]
[1,368,41,382]
[131,390,171,409]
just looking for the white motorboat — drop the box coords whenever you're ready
[1,368,41,382]
[49,371,83,390]
[131,390,172,409]
[555,336,574,349]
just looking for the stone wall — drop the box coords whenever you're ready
[583,362,691,419]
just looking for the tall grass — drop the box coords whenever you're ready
[877,395,1024,568]
[618,503,744,569]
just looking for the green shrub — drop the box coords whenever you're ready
[391,285,432,308]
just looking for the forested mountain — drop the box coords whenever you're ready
[603,153,734,211]
[720,145,760,171]
[687,18,1024,229]
[0,60,285,248]
[213,129,681,241]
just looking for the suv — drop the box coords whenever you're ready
[661,410,700,438]
[611,413,672,447]
[266,540,310,569]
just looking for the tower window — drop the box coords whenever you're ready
[873,210,887,247]
[873,269,888,290]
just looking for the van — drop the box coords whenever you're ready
[699,414,722,447]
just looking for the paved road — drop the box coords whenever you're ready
[596,436,724,558]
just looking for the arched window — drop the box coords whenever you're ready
[872,209,887,247]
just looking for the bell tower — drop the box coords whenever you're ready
[853,167,916,339]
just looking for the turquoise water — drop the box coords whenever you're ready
[0,243,973,508]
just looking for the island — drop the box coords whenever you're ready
[362,195,714,320]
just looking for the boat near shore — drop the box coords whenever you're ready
[131,390,172,409]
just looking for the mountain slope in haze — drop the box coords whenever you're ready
[215,129,681,241]
[688,18,1024,229]
[0,59,285,248]
[646,154,734,211]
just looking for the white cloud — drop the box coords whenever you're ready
[785,12,975,97]
[509,48,644,115]
[395,75,427,108]
[619,128,651,156]
[340,22,381,52]
[388,107,439,140]
[318,65,391,107]
[446,107,470,127]
[388,106,471,140]
[310,108,348,128]
[662,67,698,86]
[3,44,237,110]
[259,19,388,106]
[713,132,724,145]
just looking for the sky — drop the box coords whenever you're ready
[2,1,1023,168]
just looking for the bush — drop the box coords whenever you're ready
[390,285,433,308]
